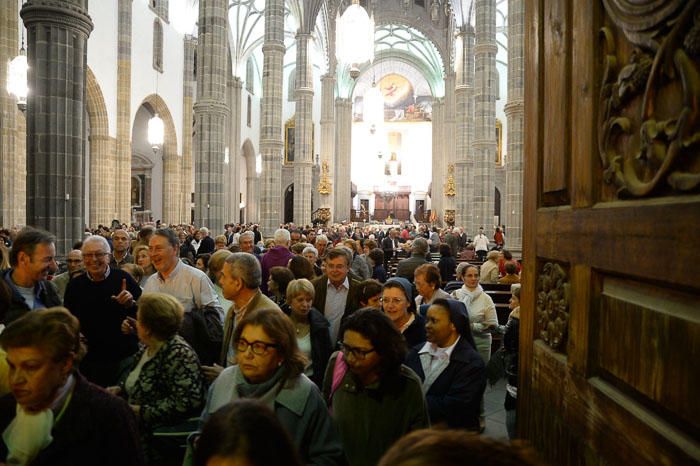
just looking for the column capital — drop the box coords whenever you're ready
[193,100,229,116]
[21,0,93,36]
[503,99,524,116]
[474,43,498,55]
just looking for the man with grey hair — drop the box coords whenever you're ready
[396,237,430,281]
[198,226,216,254]
[52,249,83,301]
[260,228,294,296]
[109,229,133,269]
[315,234,329,260]
[203,252,281,380]
[64,234,141,386]
[237,230,260,257]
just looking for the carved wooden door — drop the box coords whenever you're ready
[521,1,700,465]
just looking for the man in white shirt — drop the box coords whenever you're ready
[472,227,490,261]
[143,228,224,320]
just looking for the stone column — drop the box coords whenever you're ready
[319,73,336,224]
[455,26,475,231]
[472,0,498,232]
[182,35,196,224]
[430,99,444,220]
[442,72,456,225]
[194,0,228,230]
[228,76,243,223]
[162,133,181,223]
[505,0,524,251]
[259,0,285,234]
[21,0,93,255]
[293,32,314,225]
[0,0,26,228]
[116,0,132,223]
[334,97,352,222]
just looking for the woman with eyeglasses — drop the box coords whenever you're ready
[381,277,426,348]
[200,308,345,466]
[323,308,429,466]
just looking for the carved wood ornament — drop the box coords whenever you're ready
[599,0,700,197]
[318,160,332,194]
[536,262,570,352]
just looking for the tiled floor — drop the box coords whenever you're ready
[482,378,510,442]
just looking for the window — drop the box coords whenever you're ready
[153,19,164,72]
[247,96,252,127]
[246,57,255,94]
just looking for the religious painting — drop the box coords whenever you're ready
[284,115,314,164]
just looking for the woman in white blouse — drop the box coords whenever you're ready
[451,263,498,363]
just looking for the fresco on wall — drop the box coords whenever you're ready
[353,73,433,122]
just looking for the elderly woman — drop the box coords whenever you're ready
[414,264,452,307]
[202,308,344,465]
[381,277,426,348]
[451,263,498,363]
[268,266,295,307]
[282,279,333,387]
[115,293,206,464]
[479,250,500,284]
[0,308,144,466]
[133,244,156,285]
[323,308,429,466]
[302,245,323,277]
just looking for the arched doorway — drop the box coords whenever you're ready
[284,183,294,224]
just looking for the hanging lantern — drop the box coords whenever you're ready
[7,46,28,112]
[224,147,230,165]
[336,0,374,72]
[363,82,384,131]
[148,113,164,151]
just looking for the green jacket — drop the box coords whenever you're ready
[322,352,429,466]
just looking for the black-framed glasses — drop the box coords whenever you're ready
[340,343,376,360]
[236,338,279,356]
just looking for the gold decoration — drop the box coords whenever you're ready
[443,209,455,225]
[536,262,570,352]
[318,161,332,195]
[598,2,700,197]
[317,207,331,223]
[444,164,456,197]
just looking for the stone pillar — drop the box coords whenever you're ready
[472,0,498,232]
[259,0,285,235]
[430,99,444,220]
[89,134,114,226]
[319,73,336,223]
[194,0,228,230]
[115,0,132,223]
[228,76,243,223]
[182,35,196,224]
[442,72,456,224]
[334,98,352,222]
[293,32,314,226]
[505,0,524,251]
[21,0,93,255]
[455,26,475,231]
[0,0,26,228]
[162,134,181,223]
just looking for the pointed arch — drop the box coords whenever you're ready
[86,67,114,227]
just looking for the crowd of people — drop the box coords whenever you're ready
[0,220,529,466]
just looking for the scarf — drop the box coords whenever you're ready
[233,366,285,409]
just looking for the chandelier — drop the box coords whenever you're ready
[7,28,28,112]
[336,0,374,79]
[363,81,384,133]
[148,112,164,151]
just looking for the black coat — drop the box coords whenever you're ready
[0,373,145,466]
[2,269,62,325]
[402,313,427,348]
[198,236,215,254]
[405,337,486,430]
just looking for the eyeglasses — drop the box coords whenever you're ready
[380,297,405,305]
[236,338,279,356]
[82,252,109,260]
[340,343,376,360]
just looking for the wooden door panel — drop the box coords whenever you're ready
[522,0,700,464]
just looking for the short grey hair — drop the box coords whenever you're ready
[239,231,254,241]
[316,234,328,244]
[82,235,110,253]
[411,237,429,255]
[274,228,291,245]
[511,283,521,299]
[224,252,262,289]
[302,245,318,257]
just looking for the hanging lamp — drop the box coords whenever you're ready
[336,0,374,79]
[7,27,28,112]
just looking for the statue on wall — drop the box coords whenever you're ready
[431,0,440,24]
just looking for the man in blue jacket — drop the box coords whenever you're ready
[405,298,486,431]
